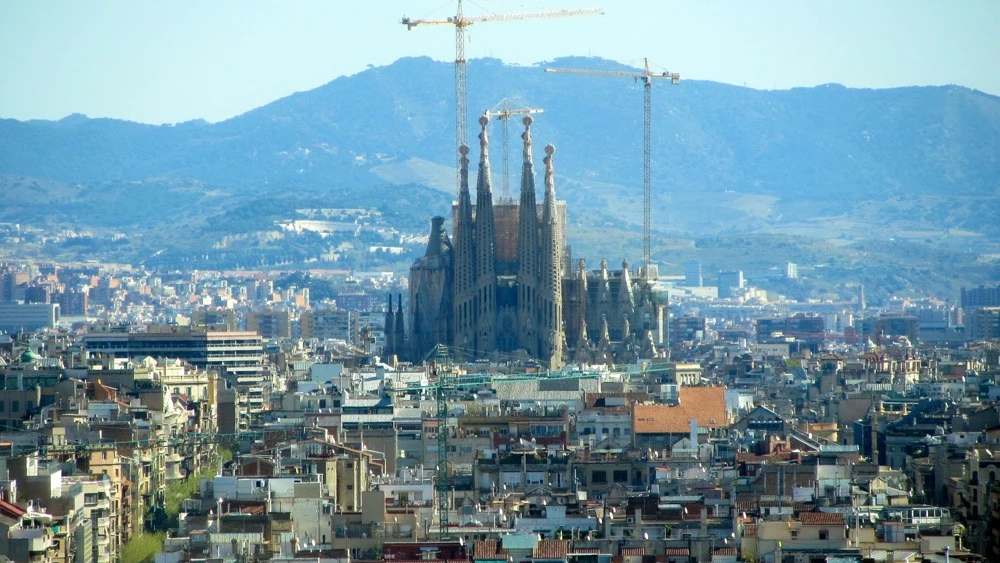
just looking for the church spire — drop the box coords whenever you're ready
[540,144,564,369]
[453,144,476,349]
[517,115,540,356]
[473,115,497,352]
[618,258,635,319]
[573,315,592,365]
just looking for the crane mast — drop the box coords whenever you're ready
[545,59,679,280]
[402,1,603,192]
[484,99,544,201]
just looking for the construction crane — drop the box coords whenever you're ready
[483,99,544,201]
[401,1,603,190]
[545,59,679,280]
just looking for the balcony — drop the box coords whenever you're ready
[9,527,53,552]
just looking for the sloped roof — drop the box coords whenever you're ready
[473,540,507,560]
[532,540,568,560]
[799,511,845,525]
[633,387,726,434]
[0,499,26,520]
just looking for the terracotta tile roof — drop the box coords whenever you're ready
[570,548,601,554]
[632,387,726,434]
[533,540,568,560]
[474,540,507,560]
[621,548,645,556]
[0,499,26,519]
[663,548,689,556]
[799,511,845,525]
[743,524,758,537]
[713,547,738,555]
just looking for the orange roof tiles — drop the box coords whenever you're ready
[663,548,689,556]
[533,540,568,560]
[799,512,845,525]
[473,540,507,560]
[633,387,727,434]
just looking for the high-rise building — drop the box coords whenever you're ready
[968,307,1000,340]
[246,310,291,339]
[83,324,263,384]
[962,284,1000,309]
[717,270,744,299]
[395,116,665,366]
[0,302,60,332]
[785,262,798,279]
[54,289,89,316]
[301,308,356,342]
[190,308,237,331]
[684,260,703,287]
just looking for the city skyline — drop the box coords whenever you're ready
[1,0,997,124]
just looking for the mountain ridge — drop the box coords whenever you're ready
[1,56,998,299]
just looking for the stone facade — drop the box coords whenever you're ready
[388,116,665,366]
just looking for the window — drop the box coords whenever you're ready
[0,400,4,412]
[818,529,828,540]
[613,470,628,483]
[592,471,607,484]
[11,400,18,413]
[790,531,798,539]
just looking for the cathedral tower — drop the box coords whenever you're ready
[408,216,453,361]
[516,116,541,356]
[453,145,477,352]
[472,116,498,353]
[540,144,564,368]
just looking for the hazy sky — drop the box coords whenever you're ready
[2,1,997,124]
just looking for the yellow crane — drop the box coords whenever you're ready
[484,99,544,201]
[401,1,603,191]
[545,59,679,280]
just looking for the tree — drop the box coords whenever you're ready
[122,532,165,563]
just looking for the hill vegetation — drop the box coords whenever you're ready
[1,57,997,302]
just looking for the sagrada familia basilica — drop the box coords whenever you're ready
[385,115,666,368]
